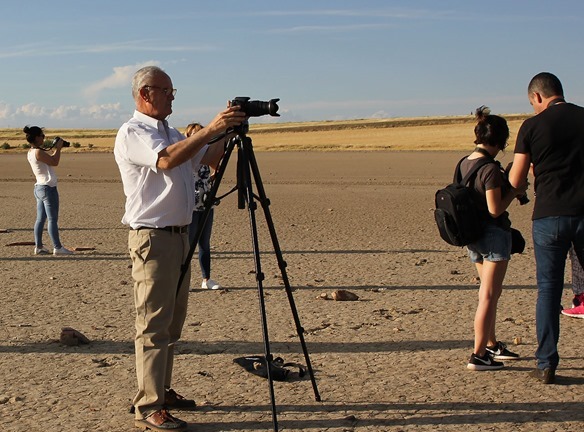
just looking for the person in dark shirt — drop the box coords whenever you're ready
[509,72,584,384]
[462,106,527,371]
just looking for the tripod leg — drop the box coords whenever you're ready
[244,139,322,402]
[238,138,279,432]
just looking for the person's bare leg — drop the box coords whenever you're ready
[473,260,508,356]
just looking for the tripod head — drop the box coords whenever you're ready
[233,119,250,136]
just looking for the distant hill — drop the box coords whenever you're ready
[0,114,533,152]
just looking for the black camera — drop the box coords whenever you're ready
[52,136,70,148]
[517,194,530,205]
[231,97,280,117]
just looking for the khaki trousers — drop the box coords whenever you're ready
[128,229,190,419]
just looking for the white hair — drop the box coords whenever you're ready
[131,66,166,100]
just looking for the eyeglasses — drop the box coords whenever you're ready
[143,85,177,97]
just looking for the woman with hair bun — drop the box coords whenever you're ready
[460,107,527,371]
[23,125,73,256]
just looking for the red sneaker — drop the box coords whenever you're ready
[561,303,584,318]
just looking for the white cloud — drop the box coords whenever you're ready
[50,105,81,120]
[0,102,12,119]
[82,103,124,120]
[266,23,392,33]
[16,103,49,117]
[48,103,125,122]
[84,61,160,101]
[371,110,391,119]
[0,102,127,128]
[0,41,217,59]
[252,8,461,21]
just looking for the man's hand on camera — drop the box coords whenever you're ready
[207,105,246,136]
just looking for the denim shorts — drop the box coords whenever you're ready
[467,223,512,263]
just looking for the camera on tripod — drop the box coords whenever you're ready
[231,97,280,117]
[52,136,70,148]
[181,99,320,422]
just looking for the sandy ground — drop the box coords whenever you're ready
[0,151,583,432]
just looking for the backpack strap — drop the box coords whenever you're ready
[454,156,496,186]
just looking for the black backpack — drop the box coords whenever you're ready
[434,156,494,246]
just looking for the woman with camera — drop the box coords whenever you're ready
[460,107,527,371]
[23,125,73,256]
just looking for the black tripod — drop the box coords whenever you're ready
[177,126,321,432]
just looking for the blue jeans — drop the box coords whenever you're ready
[532,215,584,370]
[33,184,62,249]
[188,209,214,279]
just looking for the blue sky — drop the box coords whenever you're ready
[1,1,583,129]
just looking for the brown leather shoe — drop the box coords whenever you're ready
[165,388,196,410]
[134,409,187,431]
[529,367,556,384]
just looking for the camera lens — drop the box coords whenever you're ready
[246,99,280,117]
[232,97,280,117]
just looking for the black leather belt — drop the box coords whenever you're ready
[134,225,188,234]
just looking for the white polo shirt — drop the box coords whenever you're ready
[114,110,205,229]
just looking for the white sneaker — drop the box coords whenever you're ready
[202,279,221,290]
[34,247,50,255]
[53,246,74,256]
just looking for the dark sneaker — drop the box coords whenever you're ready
[486,341,520,360]
[467,352,504,371]
[529,367,556,384]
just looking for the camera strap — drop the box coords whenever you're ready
[473,147,494,159]
[207,131,227,145]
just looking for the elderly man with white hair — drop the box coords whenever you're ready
[114,65,245,431]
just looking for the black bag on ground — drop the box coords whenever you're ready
[434,157,495,247]
[233,355,306,381]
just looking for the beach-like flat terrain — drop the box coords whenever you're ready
[1,126,582,431]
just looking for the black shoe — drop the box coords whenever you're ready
[486,341,520,360]
[467,352,504,371]
[529,367,556,384]
[164,388,196,410]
